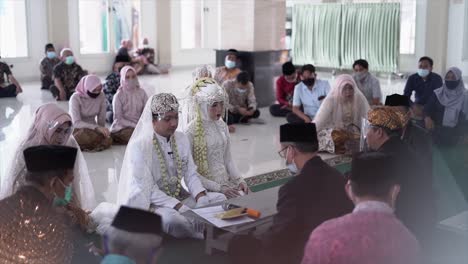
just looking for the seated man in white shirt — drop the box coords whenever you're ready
[287,64,330,124]
[117,93,226,239]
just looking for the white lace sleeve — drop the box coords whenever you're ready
[223,125,244,185]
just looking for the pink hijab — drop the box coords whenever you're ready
[119,66,140,92]
[26,103,72,145]
[75,75,102,97]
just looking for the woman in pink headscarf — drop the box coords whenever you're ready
[314,74,370,132]
[1,103,96,228]
[70,74,112,152]
[110,66,148,144]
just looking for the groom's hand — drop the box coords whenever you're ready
[195,191,207,202]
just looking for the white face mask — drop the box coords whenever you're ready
[285,147,299,174]
[225,59,236,69]
[126,79,139,89]
[236,88,247,94]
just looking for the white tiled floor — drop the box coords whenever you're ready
[0,69,407,203]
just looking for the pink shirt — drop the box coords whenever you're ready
[69,92,106,130]
[110,88,148,132]
[302,201,422,264]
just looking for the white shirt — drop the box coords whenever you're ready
[292,80,331,117]
[123,131,206,210]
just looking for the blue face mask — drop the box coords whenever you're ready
[101,254,136,264]
[53,178,73,207]
[65,56,75,65]
[445,80,459,90]
[417,69,430,78]
[47,51,57,59]
[236,88,247,94]
[225,59,236,69]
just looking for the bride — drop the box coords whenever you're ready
[180,70,249,198]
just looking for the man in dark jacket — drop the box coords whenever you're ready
[366,107,436,252]
[229,123,353,264]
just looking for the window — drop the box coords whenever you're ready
[341,0,417,54]
[180,0,202,49]
[0,0,28,58]
[111,0,141,51]
[79,0,109,54]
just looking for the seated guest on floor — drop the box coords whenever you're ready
[182,77,249,199]
[287,64,330,124]
[51,48,87,101]
[269,61,299,117]
[223,71,260,127]
[229,123,353,264]
[313,74,369,132]
[352,59,382,105]
[110,66,148,145]
[1,103,96,213]
[214,48,241,85]
[302,152,422,264]
[136,37,168,75]
[404,56,443,120]
[424,67,468,146]
[40,43,61,90]
[70,75,112,152]
[104,55,131,123]
[117,39,144,75]
[0,145,78,263]
[116,93,225,239]
[0,57,22,98]
[385,94,432,169]
[366,107,435,252]
[101,206,163,264]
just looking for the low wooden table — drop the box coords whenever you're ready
[187,186,280,255]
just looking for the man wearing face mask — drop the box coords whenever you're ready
[223,71,261,127]
[101,206,163,264]
[214,49,241,85]
[403,56,443,120]
[51,48,88,101]
[0,145,78,263]
[256,123,352,263]
[365,107,435,253]
[40,43,61,90]
[352,59,382,105]
[270,61,299,117]
[287,64,330,124]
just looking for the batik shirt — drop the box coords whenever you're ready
[53,62,87,94]
[103,72,121,112]
[40,57,61,80]
[0,62,12,86]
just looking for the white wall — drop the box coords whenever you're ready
[446,0,468,77]
[2,0,49,81]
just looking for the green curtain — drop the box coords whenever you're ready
[292,4,341,68]
[292,3,400,73]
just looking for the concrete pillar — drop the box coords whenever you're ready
[47,0,70,51]
[425,0,449,74]
[156,0,172,65]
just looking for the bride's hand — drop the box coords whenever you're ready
[238,182,250,194]
[221,186,240,199]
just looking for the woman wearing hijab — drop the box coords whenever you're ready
[313,74,370,132]
[1,103,96,213]
[110,66,148,144]
[180,76,249,198]
[70,75,112,152]
[424,67,468,146]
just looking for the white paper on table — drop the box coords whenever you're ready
[191,205,255,228]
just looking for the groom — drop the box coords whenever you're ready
[118,93,226,239]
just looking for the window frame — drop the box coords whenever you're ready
[0,0,31,60]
